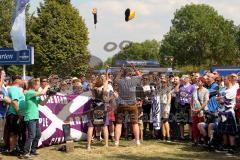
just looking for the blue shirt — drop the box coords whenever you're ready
[206,82,219,112]
[0,85,8,118]
[82,81,90,91]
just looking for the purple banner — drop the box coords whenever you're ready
[38,92,92,147]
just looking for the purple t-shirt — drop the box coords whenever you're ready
[178,84,195,105]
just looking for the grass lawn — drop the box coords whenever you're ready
[0,140,239,160]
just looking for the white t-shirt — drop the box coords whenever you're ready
[223,86,237,112]
[233,83,239,91]
[143,85,151,92]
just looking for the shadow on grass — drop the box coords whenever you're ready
[107,154,177,160]
[107,152,240,160]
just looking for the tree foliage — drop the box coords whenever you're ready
[160,4,239,67]
[28,0,90,77]
[0,0,14,48]
[107,39,160,66]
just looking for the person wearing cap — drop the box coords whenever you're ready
[178,74,195,140]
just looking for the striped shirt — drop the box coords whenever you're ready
[117,76,141,104]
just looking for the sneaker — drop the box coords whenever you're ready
[179,137,185,141]
[30,151,40,156]
[103,145,109,148]
[9,149,21,156]
[21,153,32,159]
[192,142,198,147]
[136,140,141,146]
[215,146,228,153]
[86,145,91,151]
[114,141,119,147]
[228,149,236,155]
[162,136,166,142]
[166,137,171,143]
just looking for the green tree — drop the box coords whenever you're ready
[28,0,90,77]
[160,4,239,67]
[0,0,14,48]
[109,39,160,66]
[0,0,31,75]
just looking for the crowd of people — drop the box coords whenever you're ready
[84,65,240,155]
[0,65,239,159]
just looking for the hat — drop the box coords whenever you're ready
[168,74,174,78]
[72,77,78,81]
[231,73,238,78]
[181,75,189,79]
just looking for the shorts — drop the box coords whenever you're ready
[6,114,19,135]
[161,103,170,119]
[116,104,138,124]
[108,111,115,122]
[218,112,238,136]
[87,113,109,127]
[176,104,191,124]
[138,120,143,130]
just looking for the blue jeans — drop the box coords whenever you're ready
[24,119,41,154]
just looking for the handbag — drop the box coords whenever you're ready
[92,99,107,126]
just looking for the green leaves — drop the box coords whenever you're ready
[109,40,160,66]
[160,4,239,67]
[0,0,14,48]
[28,0,89,77]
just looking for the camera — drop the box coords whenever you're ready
[46,87,60,96]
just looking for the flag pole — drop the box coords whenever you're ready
[23,64,26,80]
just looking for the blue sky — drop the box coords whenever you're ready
[30,0,240,61]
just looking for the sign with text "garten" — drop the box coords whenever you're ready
[0,47,34,65]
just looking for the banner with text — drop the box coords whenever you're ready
[38,92,92,147]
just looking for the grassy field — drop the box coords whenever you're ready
[0,140,239,160]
